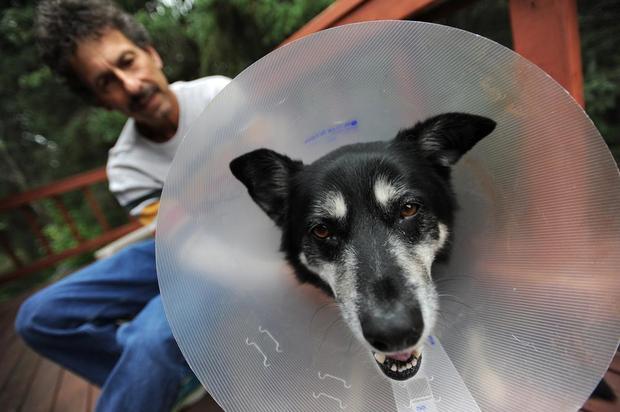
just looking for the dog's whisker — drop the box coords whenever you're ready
[433,275,462,284]
[346,331,356,354]
[436,305,472,321]
[434,314,470,342]
[315,316,347,358]
[309,302,339,328]
[308,303,340,339]
[437,293,475,311]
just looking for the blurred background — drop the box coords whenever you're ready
[0,0,618,297]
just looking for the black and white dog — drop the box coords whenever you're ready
[230,113,495,381]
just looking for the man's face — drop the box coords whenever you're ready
[70,29,176,127]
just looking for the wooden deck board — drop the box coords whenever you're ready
[186,392,224,412]
[88,385,101,412]
[0,336,25,390]
[20,357,63,412]
[53,369,91,412]
[0,346,41,412]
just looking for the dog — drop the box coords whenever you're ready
[230,112,496,381]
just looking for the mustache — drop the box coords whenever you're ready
[129,84,159,112]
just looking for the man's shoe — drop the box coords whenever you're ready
[172,375,207,412]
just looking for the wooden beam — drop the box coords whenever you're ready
[338,0,442,24]
[509,0,584,106]
[0,221,141,285]
[283,0,445,45]
[0,167,107,213]
[283,0,364,45]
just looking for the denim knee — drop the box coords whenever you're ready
[15,288,58,347]
[118,321,187,373]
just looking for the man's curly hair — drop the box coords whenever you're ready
[36,0,152,99]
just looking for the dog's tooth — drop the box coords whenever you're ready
[374,353,386,364]
[398,366,406,372]
[410,357,418,367]
[391,364,397,372]
[405,362,412,369]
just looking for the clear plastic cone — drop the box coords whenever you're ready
[157,21,620,412]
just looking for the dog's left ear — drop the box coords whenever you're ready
[229,148,303,227]
[395,113,496,167]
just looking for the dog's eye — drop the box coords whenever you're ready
[311,224,331,240]
[400,203,419,218]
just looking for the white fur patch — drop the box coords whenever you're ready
[299,252,309,267]
[298,252,337,286]
[313,191,347,219]
[373,177,399,208]
[412,222,449,272]
[388,236,429,283]
[298,248,363,339]
[373,176,408,209]
[334,247,362,338]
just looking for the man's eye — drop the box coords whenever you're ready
[399,202,419,219]
[121,57,134,68]
[311,224,331,240]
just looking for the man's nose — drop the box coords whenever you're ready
[115,70,141,94]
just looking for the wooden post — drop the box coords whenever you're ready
[82,187,110,231]
[51,195,84,243]
[0,230,23,268]
[19,206,53,256]
[509,0,584,106]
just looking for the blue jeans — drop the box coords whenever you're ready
[15,239,192,412]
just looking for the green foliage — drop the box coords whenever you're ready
[134,0,333,80]
[579,0,620,160]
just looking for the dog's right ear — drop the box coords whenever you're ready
[229,149,303,226]
[395,113,496,167]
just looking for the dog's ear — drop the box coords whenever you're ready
[395,113,496,167]
[230,148,303,226]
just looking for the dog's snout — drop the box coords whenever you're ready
[360,304,423,352]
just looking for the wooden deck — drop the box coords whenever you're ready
[0,289,617,411]
[0,290,222,412]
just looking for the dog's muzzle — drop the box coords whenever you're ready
[360,305,424,380]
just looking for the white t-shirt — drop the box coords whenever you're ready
[106,75,231,216]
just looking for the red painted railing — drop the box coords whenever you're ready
[0,167,141,285]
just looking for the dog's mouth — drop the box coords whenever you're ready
[372,349,422,381]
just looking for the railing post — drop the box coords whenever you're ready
[508,0,584,106]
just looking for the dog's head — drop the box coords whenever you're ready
[230,113,495,380]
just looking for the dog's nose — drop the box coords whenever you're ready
[360,305,423,353]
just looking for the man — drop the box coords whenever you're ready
[15,1,230,411]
